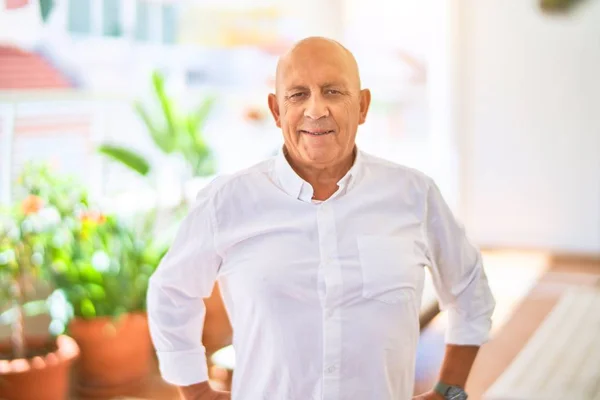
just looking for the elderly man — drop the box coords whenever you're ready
[147,37,495,400]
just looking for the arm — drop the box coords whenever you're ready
[438,344,479,388]
[414,344,479,400]
[415,179,496,399]
[415,345,479,400]
[147,186,229,399]
[179,381,230,400]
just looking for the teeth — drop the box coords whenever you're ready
[302,130,331,136]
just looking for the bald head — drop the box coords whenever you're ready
[275,37,361,96]
[267,36,371,172]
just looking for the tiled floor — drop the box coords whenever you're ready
[467,255,600,400]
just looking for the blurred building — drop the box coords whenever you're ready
[1,0,597,253]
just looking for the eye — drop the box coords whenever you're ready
[289,92,306,99]
[326,89,341,95]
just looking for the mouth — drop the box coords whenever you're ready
[299,129,335,136]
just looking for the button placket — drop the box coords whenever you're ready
[317,202,342,398]
[325,365,337,374]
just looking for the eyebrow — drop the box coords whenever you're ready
[284,82,348,93]
[322,82,348,89]
[285,85,309,93]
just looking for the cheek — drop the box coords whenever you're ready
[331,102,355,126]
[343,102,361,124]
[282,107,302,129]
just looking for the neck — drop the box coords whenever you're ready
[284,147,356,201]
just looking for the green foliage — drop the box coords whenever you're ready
[100,70,216,178]
[0,163,83,305]
[0,163,165,323]
[46,212,165,319]
[98,144,150,177]
[14,162,89,218]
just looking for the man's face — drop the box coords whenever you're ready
[268,40,371,168]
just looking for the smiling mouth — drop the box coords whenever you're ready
[299,130,335,136]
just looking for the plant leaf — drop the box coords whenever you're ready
[151,71,180,150]
[133,101,176,153]
[194,96,216,132]
[187,97,215,149]
[97,144,151,176]
[183,96,216,176]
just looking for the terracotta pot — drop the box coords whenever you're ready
[0,335,79,400]
[68,313,151,399]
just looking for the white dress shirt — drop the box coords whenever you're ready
[147,148,495,400]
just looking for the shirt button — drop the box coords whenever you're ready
[325,365,337,374]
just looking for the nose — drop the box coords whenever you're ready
[304,93,330,120]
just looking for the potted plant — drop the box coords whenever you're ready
[2,163,164,398]
[0,165,80,400]
[46,203,165,398]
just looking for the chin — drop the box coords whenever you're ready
[302,148,341,163]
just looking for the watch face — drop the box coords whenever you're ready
[446,387,468,400]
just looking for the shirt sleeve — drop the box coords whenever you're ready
[147,185,222,386]
[422,178,496,346]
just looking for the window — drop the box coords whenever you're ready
[102,0,122,37]
[68,0,92,35]
[134,0,150,42]
[161,4,177,44]
[134,1,178,44]
[68,0,125,37]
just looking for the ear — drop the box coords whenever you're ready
[268,93,281,128]
[358,89,371,125]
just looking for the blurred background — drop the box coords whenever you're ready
[0,0,599,399]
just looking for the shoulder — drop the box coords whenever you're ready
[193,157,275,204]
[359,150,434,191]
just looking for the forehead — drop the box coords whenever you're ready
[278,49,354,89]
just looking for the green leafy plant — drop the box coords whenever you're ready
[0,164,69,358]
[98,144,151,177]
[46,210,165,320]
[1,164,165,354]
[99,70,216,178]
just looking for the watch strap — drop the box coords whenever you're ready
[434,381,468,399]
[434,381,452,397]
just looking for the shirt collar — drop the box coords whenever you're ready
[274,146,363,202]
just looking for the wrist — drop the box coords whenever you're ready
[430,390,445,400]
[178,381,213,400]
[434,381,468,399]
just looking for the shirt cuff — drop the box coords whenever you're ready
[444,307,493,346]
[156,349,209,386]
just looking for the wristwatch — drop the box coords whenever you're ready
[434,381,468,400]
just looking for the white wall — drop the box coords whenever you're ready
[0,1,43,48]
[457,0,600,254]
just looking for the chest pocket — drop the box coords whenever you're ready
[357,235,420,304]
